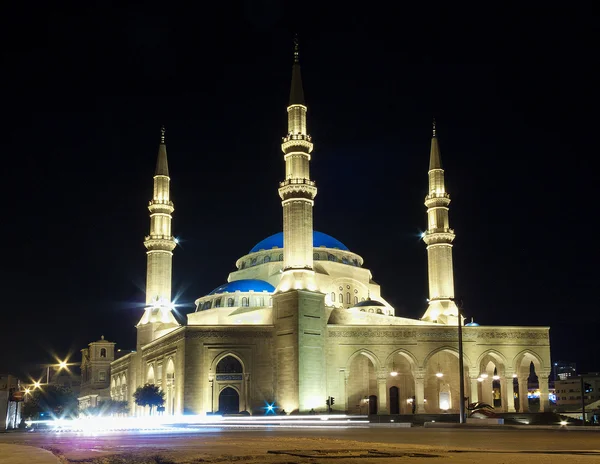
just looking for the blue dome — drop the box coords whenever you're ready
[208,279,275,295]
[465,322,480,327]
[250,231,349,253]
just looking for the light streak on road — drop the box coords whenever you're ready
[26,414,370,435]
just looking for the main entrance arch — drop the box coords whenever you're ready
[219,386,240,414]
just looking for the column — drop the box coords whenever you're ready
[244,373,250,412]
[208,374,215,414]
[504,370,516,412]
[469,373,480,405]
[414,372,426,414]
[518,376,528,412]
[539,372,550,412]
[377,372,389,414]
[339,369,348,413]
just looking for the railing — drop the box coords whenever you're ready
[282,133,312,143]
[279,178,316,187]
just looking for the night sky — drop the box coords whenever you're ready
[2,4,596,378]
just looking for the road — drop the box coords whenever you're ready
[2,427,600,463]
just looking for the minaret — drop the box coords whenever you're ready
[421,121,459,323]
[272,38,326,414]
[276,35,318,293]
[137,126,179,349]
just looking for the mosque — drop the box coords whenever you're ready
[109,43,551,417]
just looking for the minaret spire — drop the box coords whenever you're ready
[155,126,169,176]
[137,126,179,348]
[429,119,442,171]
[421,124,458,323]
[289,34,305,106]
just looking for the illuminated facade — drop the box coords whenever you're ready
[111,43,551,417]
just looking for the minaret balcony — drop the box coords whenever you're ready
[281,137,313,154]
[148,200,174,214]
[422,229,455,245]
[144,236,177,251]
[279,178,316,188]
[278,179,317,201]
[424,194,451,208]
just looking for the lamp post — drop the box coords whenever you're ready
[40,359,73,385]
[456,299,466,424]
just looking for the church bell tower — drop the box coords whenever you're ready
[421,121,459,323]
[136,127,179,350]
[272,37,326,413]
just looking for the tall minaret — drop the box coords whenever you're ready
[421,121,459,323]
[276,36,318,292]
[137,127,179,349]
[272,38,326,414]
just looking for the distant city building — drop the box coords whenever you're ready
[0,374,22,430]
[78,336,115,410]
[554,373,600,411]
[554,360,577,381]
[106,42,552,417]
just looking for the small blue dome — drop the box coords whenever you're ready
[354,299,385,307]
[208,279,275,295]
[465,322,480,327]
[250,231,349,253]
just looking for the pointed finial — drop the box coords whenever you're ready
[160,125,166,144]
[293,34,299,64]
[432,118,436,137]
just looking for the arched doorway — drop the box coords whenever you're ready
[424,349,467,414]
[214,355,246,414]
[369,395,378,415]
[218,387,240,414]
[389,387,399,414]
[347,352,378,414]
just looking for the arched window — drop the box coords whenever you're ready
[214,297,222,308]
[242,297,249,307]
[240,262,246,269]
[376,309,383,314]
[251,258,257,266]
[346,292,350,304]
[328,254,335,262]
[100,348,107,358]
[353,259,359,266]
[339,293,343,304]
[331,292,335,302]
[258,297,264,306]
[264,255,270,263]
[354,296,358,305]
[313,252,320,260]
[278,253,284,261]
[268,298,273,307]
[342,256,349,264]
[227,298,235,307]
[216,356,243,374]
[202,301,212,310]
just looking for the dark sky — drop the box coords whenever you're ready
[2,3,596,378]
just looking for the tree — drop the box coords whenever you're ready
[133,384,164,415]
[22,385,79,419]
[85,399,129,417]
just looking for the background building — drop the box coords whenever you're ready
[78,336,115,409]
[554,373,600,412]
[0,374,22,430]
